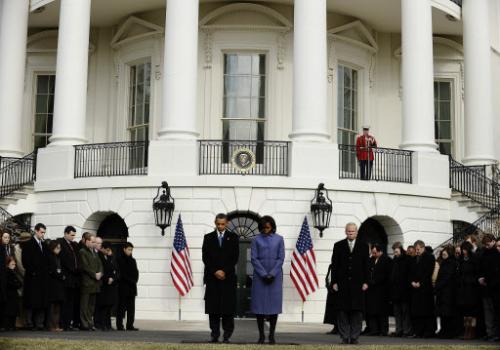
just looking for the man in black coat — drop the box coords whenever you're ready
[390,243,413,337]
[57,226,80,331]
[331,222,369,344]
[21,223,50,330]
[409,240,436,338]
[202,213,239,343]
[116,242,139,331]
[365,244,392,336]
[96,241,119,331]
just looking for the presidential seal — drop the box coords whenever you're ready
[231,147,256,173]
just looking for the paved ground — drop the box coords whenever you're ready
[0,320,495,346]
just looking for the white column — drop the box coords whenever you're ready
[400,0,437,152]
[49,0,91,146]
[289,0,329,142]
[158,0,199,140]
[0,0,29,156]
[462,0,495,165]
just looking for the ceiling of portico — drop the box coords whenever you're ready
[28,0,462,35]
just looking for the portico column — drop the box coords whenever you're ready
[49,0,91,146]
[462,0,495,165]
[290,0,329,142]
[400,0,437,152]
[0,0,29,156]
[158,0,199,140]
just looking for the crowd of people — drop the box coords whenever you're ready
[324,227,500,343]
[0,224,139,332]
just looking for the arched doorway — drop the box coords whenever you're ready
[83,211,128,255]
[227,210,261,318]
[358,216,403,254]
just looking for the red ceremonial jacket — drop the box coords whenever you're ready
[356,135,377,160]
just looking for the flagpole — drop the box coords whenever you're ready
[178,294,181,321]
[301,301,304,323]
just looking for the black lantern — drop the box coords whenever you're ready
[310,183,333,237]
[152,181,175,236]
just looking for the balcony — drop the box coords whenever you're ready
[338,144,413,184]
[198,140,290,176]
[74,141,148,178]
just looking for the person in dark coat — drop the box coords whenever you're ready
[477,234,500,341]
[250,216,284,344]
[202,213,239,343]
[1,231,15,260]
[457,241,480,340]
[323,263,338,334]
[57,226,81,331]
[390,242,412,337]
[365,244,392,336]
[47,240,65,332]
[96,242,119,331]
[21,223,49,330]
[116,242,139,331]
[434,245,459,338]
[79,232,103,331]
[3,257,22,331]
[331,222,369,345]
[409,240,435,338]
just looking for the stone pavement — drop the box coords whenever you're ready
[1,319,494,346]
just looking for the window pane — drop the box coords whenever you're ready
[48,75,56,93]
[35,114,47,133]
[440,102,451,121]
[439,121,451,139]
[128,61,151,142]
[251,77,265,98]
[224,97,251,118]
[223,120,258,140]
[224,76,251,97]
[37,76,48,94]
[440,82,450,100]
[36,95,48,114]
[439,142,452,156]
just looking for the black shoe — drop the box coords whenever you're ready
[268,335,276,345]
[341,338,349,344]
[126,327,139,331]
[116,326,125,331]
[350,338,359,344]
[79,327,90,331]
[36,327,45,331]
[222,339,230,344]
[210,337,219,343]
[257,335,265,344]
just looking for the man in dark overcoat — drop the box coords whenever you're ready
[21,223,49,330]
[331,222,369,344]
[202,213,239,343]
[365,244,393,336]
[96,241,119,331]
[409,240,436,337]
[57,226,81,330]
[116,242,139,331]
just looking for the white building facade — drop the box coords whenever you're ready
[0,0,499,322]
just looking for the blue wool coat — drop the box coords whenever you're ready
[250,233,285,315]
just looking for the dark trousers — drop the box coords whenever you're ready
[61,287,77,329]
[48,303,61,330]
[4,316,16,330]
[256,314,278,338]
[337,310,363,341]
[25,308,45,329]
[366,314,389,335]
[359,160,373,180]
[483,296,499,337]
[412,316,435,337]
[80,292,96,329]
[208,314,234,340]
[96,304,112,330]
[72,288,81,328]
[117,295,135,329]
[393,302,412,335]
[439,316,461,338]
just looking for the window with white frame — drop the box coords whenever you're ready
[222,53,266,162]
[337,65,358,145]
[434,80,453,155]
[128,61,151,143]
[33,74,55,149]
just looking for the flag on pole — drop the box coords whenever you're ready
[290,216,319,301]
[170,214,194,296]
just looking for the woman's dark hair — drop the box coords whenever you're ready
[258,215,276,233]
[438,245,454,262]
[123,242,134,249]
[372,243,383,253]
[460,241,473,255]
[5,256,16,268]
[102,241,113,250]
[392,241,406,255]
[48,240,61,252]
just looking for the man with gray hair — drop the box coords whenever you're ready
[330,222,369,344]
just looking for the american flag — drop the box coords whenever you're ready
[170,214,194,296]
[290,216,319,301]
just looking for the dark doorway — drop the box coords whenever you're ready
[227,210,261,319]
[96,213,129,256]
[358,218,388,254]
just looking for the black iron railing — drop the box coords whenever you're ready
[0,207,32,237]
[338,144,413,183]
[453,208,500,243]
[449,157,500,210]
[199,140,290,176]
[0,156,21,169]
[0,152,36,199]
[74,141,148,178]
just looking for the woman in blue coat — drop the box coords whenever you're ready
[251,215,285,344]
